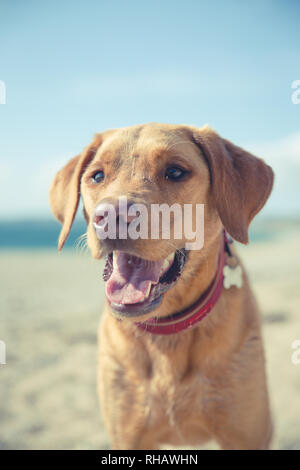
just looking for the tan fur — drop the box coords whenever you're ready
[50,123,274,449]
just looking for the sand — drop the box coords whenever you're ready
[0,228,300,450]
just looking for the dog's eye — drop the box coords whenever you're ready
[91,170,104,183]
[165,166,186,181]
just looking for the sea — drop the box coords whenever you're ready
[0,217,293,250]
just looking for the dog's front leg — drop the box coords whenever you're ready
[97,316,157,450]
[98,358,157,450]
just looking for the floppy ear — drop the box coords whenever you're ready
[49,134,102,250]
[192,126,274,244]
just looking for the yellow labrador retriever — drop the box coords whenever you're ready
[50,123,274,449]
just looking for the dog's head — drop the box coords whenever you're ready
[50,123,273,318]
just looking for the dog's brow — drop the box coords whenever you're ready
[165,139,195,152]
[96,149,123,168]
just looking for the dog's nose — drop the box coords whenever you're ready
[93,198,139,236]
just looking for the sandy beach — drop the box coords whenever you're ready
[0,224,300,450]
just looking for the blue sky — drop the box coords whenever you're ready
[0,0,299,218]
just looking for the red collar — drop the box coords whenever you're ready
[136,233,227,335]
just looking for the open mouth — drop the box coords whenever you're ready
[103,249,188,317]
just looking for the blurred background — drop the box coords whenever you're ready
[0,0,299,449]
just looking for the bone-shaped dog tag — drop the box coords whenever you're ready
[223,265,243,289]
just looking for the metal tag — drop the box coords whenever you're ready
[223,265,243,289]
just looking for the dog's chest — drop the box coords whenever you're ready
[144,357,221,431]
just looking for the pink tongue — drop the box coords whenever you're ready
[106,252,164,305]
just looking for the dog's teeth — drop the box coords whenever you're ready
[166,253,175,265]
[112,251,121,266]
[137,283,152,303]
[145,283,151,297]
[162,259,169,270]
[159,252,175,276]
[167,252,175,263]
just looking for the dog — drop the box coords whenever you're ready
[50,123,274,450]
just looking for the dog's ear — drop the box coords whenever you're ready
[49,134,102,250]
[191,126,274,244]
